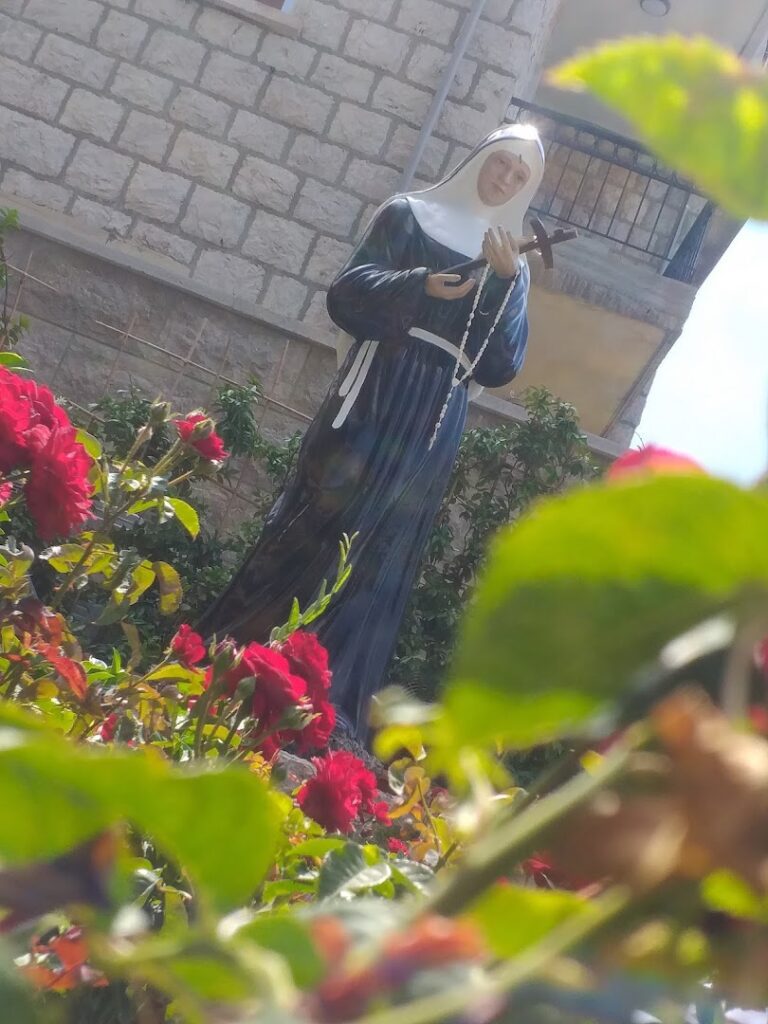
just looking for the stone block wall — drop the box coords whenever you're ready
[0,0,562,335]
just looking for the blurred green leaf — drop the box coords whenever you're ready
[75,428,103,460]
[0,351,27,369]
[167,498,200,539]
[318,843,392,899]
[0,727,284,908]
[0,951,38,1024]
[390,859,434,894]
[467,884,588,957]
[701,870,768,922]
[550,36,768,219]
[235,915,324,988]
[446,476,768,748]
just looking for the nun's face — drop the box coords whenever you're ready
[476,151,531,206]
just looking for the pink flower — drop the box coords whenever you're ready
[174,413,228,462]
[608,444,703,481]
[170,624,206,667]
[297,751,389,834]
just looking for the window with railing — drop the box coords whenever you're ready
[505,98,711,282]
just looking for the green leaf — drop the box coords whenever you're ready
[167,498,200,539]
[287,836,348,859]
[550,36,768,219]
[390,859,434,894]
[701,870,768,922]
[0,351,27,370]
[0,726,284,908]
[154,560,182,615]
[234,915,324,988]
[467,883,588,958]
[446,476,768,748]
[318,843,392,899]
[75,428,102,460]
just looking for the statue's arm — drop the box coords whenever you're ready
[326,199,430,343]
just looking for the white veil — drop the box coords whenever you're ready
[335,123,545,368]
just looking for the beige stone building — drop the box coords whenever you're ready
[0,0,766,492]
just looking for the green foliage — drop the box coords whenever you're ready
[445,475,768,749]
[390,388,596,702]
[550,35,768,219]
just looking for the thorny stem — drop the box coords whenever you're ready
[354,886,632,1024]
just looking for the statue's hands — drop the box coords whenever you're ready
[482,227,520,279]
[425,273,476,301]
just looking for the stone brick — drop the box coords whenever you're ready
[287,134,346,184]
[142,28,206,83]
[299,0,348,50]
[1,0,25,13]
[344,159,398,203]
[310,53,374,104]
[334,0,394,19]
[344,20,410,74]
[258,32,316,77]
[59,88,125,142]
[228,110,289,160]
[71,196,132,234]
[241,211,314,273]
[437,100,496,146]
[192,8,261,56]
[406,42,475,100]
[0,55,69,120]
[111,62,174,113]
[181,186,248,246]
[65,140,134,199]
[471,68,514,118]
[302,289,334,333]
[124,162,191,221]
[0,14,41,61]
[169,87,232,138]
[24,0,104,42]
[200,50,266,106]
[35,33,114,87]
[386,124,447,179]
[194,248,265,297]
[168,130,238,189]
[305,235,352,286]
[133,0,198,30]
[396,0,459,46]
[232,156,298,213]
[95,11,149,58]
[260,77,334,135]
[328,103,391,158]
[2,168,71,211]
[294,179,361,237]
[466,19,530,72]
[372,77,431,127]
[0,107,75,175]
[262,274,308,317]
[118,110,174,162]
[131,221,197,264]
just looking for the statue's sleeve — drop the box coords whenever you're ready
[470,261,530,389]
[326,198,430,343]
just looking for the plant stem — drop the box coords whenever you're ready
[421,737,635,918]
[355,886,631,1024]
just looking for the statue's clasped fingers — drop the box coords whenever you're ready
[425,273,476,301]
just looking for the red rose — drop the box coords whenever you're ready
[387,837,409,856]
[17,375,71,454]
[0,479,12,505]
[242,642,306,734]
[174,413,228,462]
[279,632,336,753]
[0,367,33,472]
[170,623,206,667]
[297,751,389,834]
[607,444,703,481]
[99,714,118,742]
[24,427,93,540]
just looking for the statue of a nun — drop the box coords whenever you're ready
[198,124,545,740]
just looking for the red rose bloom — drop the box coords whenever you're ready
[0,479,12,505]
[17,376,71,454]
[387,837,409,856]
[24,427,93,540]
[0,368,74,473]
[608,444,703,481]
[297,751,389,834]
[280,632,336,752]
[170,623,206,667]
[99,714,118,742]
[174,413,229,462]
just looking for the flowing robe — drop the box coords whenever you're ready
[197,196,530,739]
